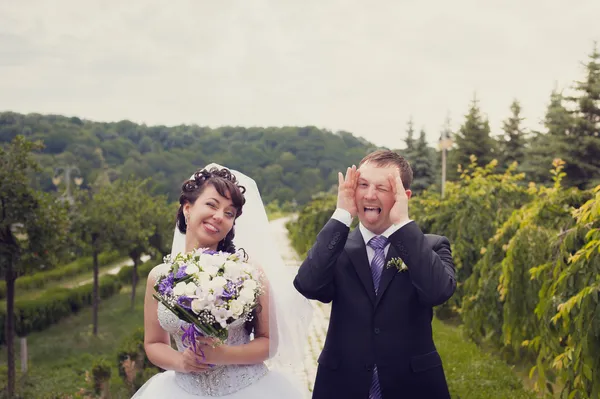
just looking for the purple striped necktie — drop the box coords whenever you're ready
[367,235,388,399]
[368,235,388,295]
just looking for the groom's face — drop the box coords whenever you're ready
[355,162,398,234]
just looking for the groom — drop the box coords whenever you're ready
[293,150,456,399]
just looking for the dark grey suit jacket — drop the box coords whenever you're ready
[294,218,456,399]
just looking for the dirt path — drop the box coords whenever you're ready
[268,215,330,396]
[63,254,151,288]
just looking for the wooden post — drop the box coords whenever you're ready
[20,337,28,373]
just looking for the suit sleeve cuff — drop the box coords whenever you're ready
[331,208,352,227]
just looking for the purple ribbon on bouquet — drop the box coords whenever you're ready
[181,324,215,368]
[181,324,206,359]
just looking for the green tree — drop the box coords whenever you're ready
[138,136,154,154]
[0,112,377,206]
[530,180,600,397]
[0,136,70,396]
[404,116,416,154]
[448,95,496,180]
[409,156,531,318]
[461,160,590,360]
[286,193,339,258]
[564,43,600,189]
[148,197,177,259]
[498,99,527,171]
[73,178,124,335]
[410,128,435,193]
[522,89,573,184]
[109,178,157,309]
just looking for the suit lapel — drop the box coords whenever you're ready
[345,228,376,306]
[375,243,400,307]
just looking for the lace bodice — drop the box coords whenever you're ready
[157,302,269,396]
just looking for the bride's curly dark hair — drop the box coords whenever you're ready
[176,167,246,253]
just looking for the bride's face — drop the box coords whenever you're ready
[184,184,237,250]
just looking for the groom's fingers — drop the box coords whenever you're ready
[395,169,406,192]
[338,172,344,189]
[353,169,359,189]
[388,173,397,195]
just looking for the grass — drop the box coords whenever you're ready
[0,284,146,398]
[0,256,129,304]
[433,318,537,399]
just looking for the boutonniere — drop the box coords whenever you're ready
[386,257,408,272]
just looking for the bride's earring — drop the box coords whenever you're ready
[185,214,190,225]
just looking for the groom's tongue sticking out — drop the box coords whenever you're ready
[356,162,401,235]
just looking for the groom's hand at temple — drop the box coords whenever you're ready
[388,168,410,225]
[337,165,360,218]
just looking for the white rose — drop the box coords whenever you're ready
[243,264,259,280]
[173,282,187,296]
[185,264,199,275]
[228,299,244,317]
[211,276,227,288]
[214,252,229,264]
[201,253,225,269]
[211,306,230,326]
[204,265,219,277]
[184,282,197,296]
[242,279,257,291]
[196,272,211,286]
[210,276,227,296]
[239,287,255,304]
[224,261,242,277]
[198,252,211,264]
[191,298,205,313]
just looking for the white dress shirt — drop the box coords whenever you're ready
[331,208,412,264]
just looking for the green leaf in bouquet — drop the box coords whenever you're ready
[174,274,195,284]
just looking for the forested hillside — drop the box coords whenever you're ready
[0,114,385,205]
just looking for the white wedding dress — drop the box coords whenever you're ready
[131,302,308,398]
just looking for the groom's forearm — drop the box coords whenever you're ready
[389,221,456,306]
[293,216,349,303]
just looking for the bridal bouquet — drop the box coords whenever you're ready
[153,248,263,349]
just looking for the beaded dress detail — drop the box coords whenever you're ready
[156,302,268,396]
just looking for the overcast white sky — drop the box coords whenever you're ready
[0,0,598,149]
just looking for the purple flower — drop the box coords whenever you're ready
[175,265,188,279]
[203,249,218,255]
[177,295,193,310]
[158,273,174,296]
[221,281,238,300]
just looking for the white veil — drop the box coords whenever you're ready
[170,163,313,377]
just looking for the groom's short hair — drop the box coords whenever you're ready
[359,150,413,189]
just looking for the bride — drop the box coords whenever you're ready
[132,164,313,398]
